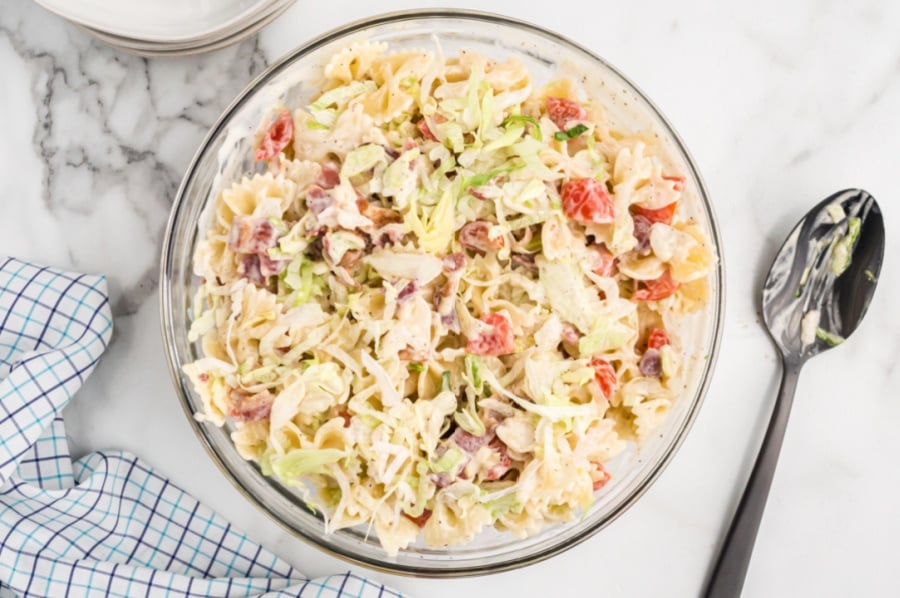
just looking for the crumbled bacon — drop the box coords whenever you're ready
[484,438,512,481]
[442,253,466,272]
[406,509,433,527]
[397,280,420,303]
[228,216,278,254]
[259,253,287,277]
[317,163,340,189]
[459,220,505,253]
[305,185,333,215]
[237,254,266,286]
[229,390,274,422]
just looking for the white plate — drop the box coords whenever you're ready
[34,0,275,43]
[79,0,295,57]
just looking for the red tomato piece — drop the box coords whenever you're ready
[647,328,670,350]
[255,109,294,161]
[593,244,617,277]
[466,313,516,356]
[632,202,678,225]
[633,269,680,302]
[591,462,612,491]
[663,175,686,191]
[561,178,615,224]
[589,357,617,400]
[417,119,437,141]
[546,96,588,130]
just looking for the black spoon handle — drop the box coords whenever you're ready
[704,358,803,598]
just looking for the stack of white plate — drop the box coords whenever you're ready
[34,0,297,56]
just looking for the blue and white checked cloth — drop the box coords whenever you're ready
[0,258,404,598]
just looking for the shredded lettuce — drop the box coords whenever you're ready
[341,144,386,177]
[502,115,542,141]
[272,448,347,483]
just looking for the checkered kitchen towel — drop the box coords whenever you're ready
[0,258,403,598]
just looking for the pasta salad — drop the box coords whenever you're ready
[184,41,714,554]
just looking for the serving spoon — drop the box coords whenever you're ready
[705,188,885,597]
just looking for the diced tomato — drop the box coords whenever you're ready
[589,357,617,400]
[663,175,686,191]
[647,328,670,350]
[633,269,680,302]
[546,97,587,130]
[561,178,615,224]
[484,438,512,481]
[417,119,437,141]
[254,109,294,161]
[459,220,505,253]
[632,202,678,225]
[591,462,612,491]
[466,313,516,356]
[593,244,617,277]
[632,215,654,254]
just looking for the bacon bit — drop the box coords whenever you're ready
[360,200,403,227]
[647,328,670,350]
[546,97,587,130]
[383,145,400,160]
[197,373,209,383]
[237,254,266,286]
[305,185,333,215]
[591,462,612,491]
[228,216,278,254]
[259,253,287,277]
[440,310,460,333]
[229,390,274,422]
[484,438,512,481]
[339,249,363,269]
[592,244,617,277]
[510,253,537,271]
[397,280,419,303]
[442,253,466,272]
[468,186,489,200]
[338,411,352,428]
[459,220,505,254]
[317,163,341,189]
[466,313,515,356]
[255,109,294,161]
[406,509,433,528]
[560,178,615,224]
[561,323,580,346]
[589,357,617,400]
[633,269,680,302]
[450,428,493,454]
[639,349,663,377]
[632,214,652,253]
[429,472,454,489]
[417,119,438,142]
[632,202,678,225]
[663,175,686,192]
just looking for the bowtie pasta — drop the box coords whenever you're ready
[184,41,714,554]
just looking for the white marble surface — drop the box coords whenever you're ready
[2,0,899,595]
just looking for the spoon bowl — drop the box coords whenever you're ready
[705,188,884,597]
[762,189,884,361]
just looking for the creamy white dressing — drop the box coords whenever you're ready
[800,310,820,346]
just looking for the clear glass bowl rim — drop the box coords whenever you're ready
[159,8,726,577]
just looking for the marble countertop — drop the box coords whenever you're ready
[2,0,898,595]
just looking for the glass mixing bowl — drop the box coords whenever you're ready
[160,9,725,577]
